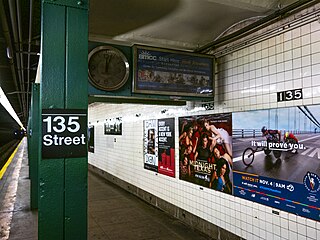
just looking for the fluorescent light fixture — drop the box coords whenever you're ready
[0,86,25,130]
[35,54,41,84]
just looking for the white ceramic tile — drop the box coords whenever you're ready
[284,60,293,71]
[289,219,297,232]
[269,55,276,65]
[293,68,302,79]
[317,229,320,239]
[292,58,301,69]
[303,98,313,105]
[312,64,320,76]
[284,51,293,62]
[269,65,277,74]
[269,37,276,46]
[307,21,319,33]
[302,45,311,58]
[312,86,320,97]
[311,29,320,42]
[307,226,317,240]
[269,46,276,56]
[301,23,311,35]
[284,41,292,52]
[292,27,301,38]
[280,227,289,239]
[292,37,301,48]
[266,231,273,240]
[276,62,284,73]
[261,57,269,68]
[275,53,283,64]
[311,41,320,54]
[297,234,307,240]
[302,66,311,77]
[284,70,293,81]
[301,34,311,45]
[292,48,301,59]
[284,31,292,42]
[274,234,281,240]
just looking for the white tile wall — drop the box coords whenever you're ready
[88,17,320,240]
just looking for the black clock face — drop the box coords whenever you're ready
[88,46,129,91]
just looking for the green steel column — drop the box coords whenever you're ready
[30,83,40,210]
[39,1,88,239]
[64,5,88,239]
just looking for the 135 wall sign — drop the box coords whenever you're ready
[277,89,303,102]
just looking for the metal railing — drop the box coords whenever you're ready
[232,129,318,139]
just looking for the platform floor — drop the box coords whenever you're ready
[0,139,211,240]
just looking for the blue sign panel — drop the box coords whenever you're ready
[233,172,320,221]
[133,45,214,97]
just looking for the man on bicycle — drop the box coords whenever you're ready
[284,131,299,153]
[261,126,281,142]
[283,131,298,144]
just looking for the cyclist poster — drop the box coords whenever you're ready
[143,118,175,177]
[232,105,320,221]
[178,113,233,194]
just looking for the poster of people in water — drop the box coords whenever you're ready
[178,113,233,194]
[143,118,175,177]
[232,105,320,221]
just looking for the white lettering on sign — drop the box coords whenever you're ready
[42,115,85,147]
[43,116,80,133]
[42,110,87,159]
[43,134,86,146]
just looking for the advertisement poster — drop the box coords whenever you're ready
[232,105,320,221]
[104,117,122,135]
[88,125,94,153]
[158,118,175,177]
[143,118,175,177]
[144,119,158,172]
[179,113,233,194]
[133,45,214,97]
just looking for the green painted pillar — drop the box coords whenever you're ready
[29,83,40,210]
[39,1,88,239]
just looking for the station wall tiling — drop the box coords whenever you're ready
[88,19,320,240]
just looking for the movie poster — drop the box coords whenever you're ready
[143,118,175,177]
[232,105,320,221]
[178,113,233,194]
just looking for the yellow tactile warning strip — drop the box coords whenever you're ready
[0,140,23,180]
[0,139,25,240]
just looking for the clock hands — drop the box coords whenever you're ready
[104,54,112,74]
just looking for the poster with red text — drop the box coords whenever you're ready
[143,118,175,177]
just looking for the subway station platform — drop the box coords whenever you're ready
[0,139,211,240]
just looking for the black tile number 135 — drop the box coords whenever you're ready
[277,89,303,102]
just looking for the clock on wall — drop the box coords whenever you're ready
[88,46,130,91]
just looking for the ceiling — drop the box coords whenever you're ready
[0,0,315,131]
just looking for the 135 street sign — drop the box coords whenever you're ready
[42,109,87,159]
